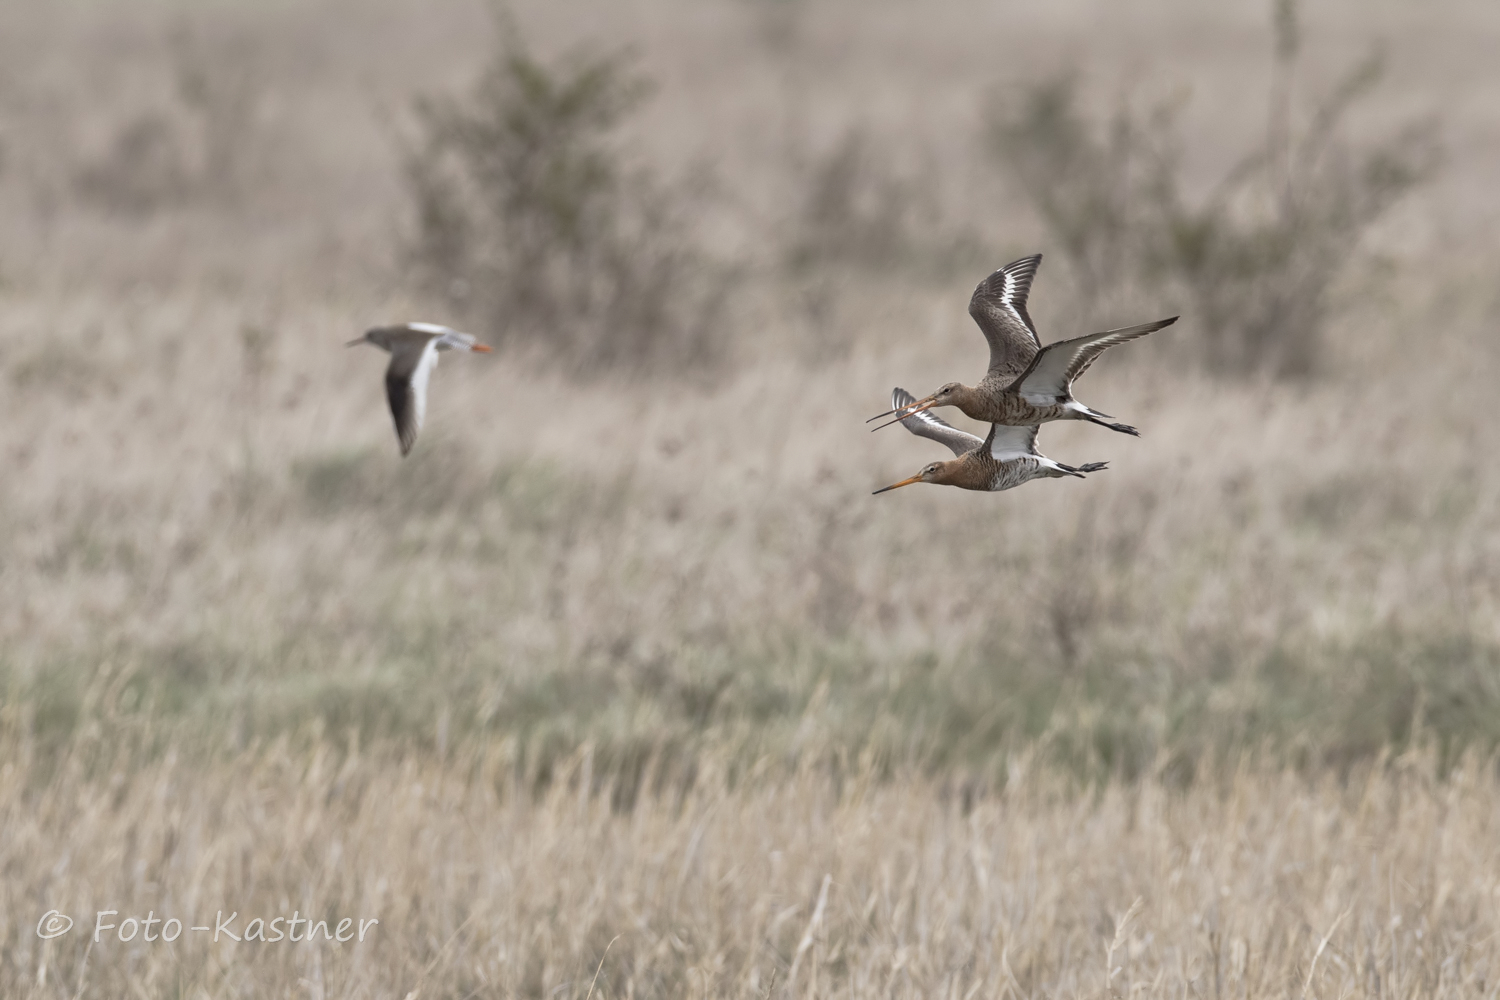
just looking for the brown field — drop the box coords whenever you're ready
[2,0,1500,996]
[8,742,1500,998]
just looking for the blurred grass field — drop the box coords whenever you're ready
[7,270,1499,785]
[2,0,1500,996]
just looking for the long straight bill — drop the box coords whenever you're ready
[872,474,923,495]
[867,396,933,425]
[870,399,938,432]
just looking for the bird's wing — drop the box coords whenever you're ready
[968,254,1044,381]
[1008,316,1178,401]
[435,330,481,351]
[385,338,441,455]
[891,387,983,457]
[984,422,1041,461]
[401,322,482,353]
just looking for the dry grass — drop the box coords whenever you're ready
[8,737,1500,998]
[2,0,1500,994]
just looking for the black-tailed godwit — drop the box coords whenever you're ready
[870,254,1176,436]
[873,388,1107,495]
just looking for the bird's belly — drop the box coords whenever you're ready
[988,458,1041,492]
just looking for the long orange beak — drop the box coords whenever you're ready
[872,473,924,495]
[870,398,937,432]
[471,343,494,353]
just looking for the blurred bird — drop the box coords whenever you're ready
[346,322,492,456]
[868,254,1177,436]
[873,387,1106,495]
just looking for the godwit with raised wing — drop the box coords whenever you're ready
[869,254,1177,436]
[873,388,1106,495]
[346,322,492,456]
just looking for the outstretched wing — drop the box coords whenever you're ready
[968,254,1044,381]
[891,387,983,457]
[982,422,1041,461]
[436,330,480,350]
[385,338,440,456]
[1009,316,1178,401]
[408,323,482,352]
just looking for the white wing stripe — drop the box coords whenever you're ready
[1014,323,1163,398]
[891,387,983,457]
[409,340,440,440]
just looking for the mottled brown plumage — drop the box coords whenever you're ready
[874,388,1106,495]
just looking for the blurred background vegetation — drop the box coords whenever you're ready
[0,0,1494,792]
[985,1,1440,377]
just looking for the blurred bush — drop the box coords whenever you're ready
[986,0,1438,378]
[75,113,192,214]
[787,129,936,274]
[74,25,266,214]
[404,25,725,376]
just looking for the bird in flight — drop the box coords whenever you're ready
[873,387,1106,495]
[346,322,492,456]
[869,255,1176,436]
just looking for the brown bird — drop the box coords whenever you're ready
[869,254,1177,436]
[346,322,492,456]
[874,387,1106,495]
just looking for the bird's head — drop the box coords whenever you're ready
[873,460,956,494]
[871,383,965,432]
[895,383,963,423]
[345,328,379,349]
[933,382,964,403]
